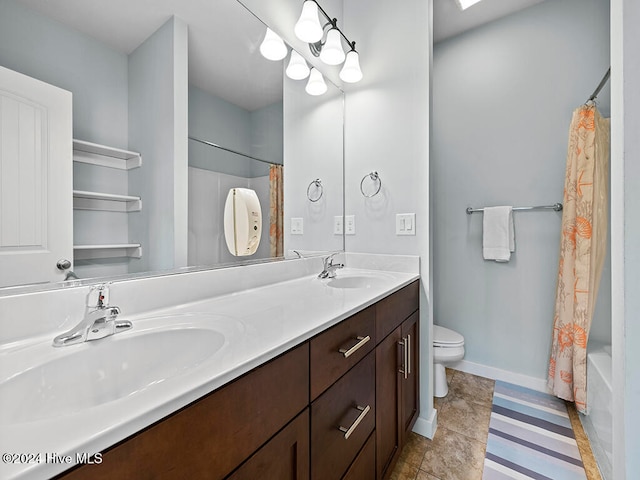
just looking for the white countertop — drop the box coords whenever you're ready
[0,263,419,480]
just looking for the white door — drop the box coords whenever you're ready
[0,66,73,288]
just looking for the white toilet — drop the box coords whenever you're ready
[433,325,465,397]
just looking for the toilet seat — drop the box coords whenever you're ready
[433,325,464,348]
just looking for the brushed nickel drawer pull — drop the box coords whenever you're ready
[339,335,371,358]
[398,338,408,379]
[338,405,371,439]
[407,334,412,375]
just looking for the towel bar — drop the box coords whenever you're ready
[466,203,563,214]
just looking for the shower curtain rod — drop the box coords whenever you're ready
[587,67,611,102]
[188,136,278,166]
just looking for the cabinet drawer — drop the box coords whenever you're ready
[228,409,309,480]
[310,305,375,400]
[376,280,419,341]
[311,351,375,480]
[343,432,376,480]
[60,343,309,480]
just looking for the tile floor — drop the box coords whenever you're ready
[389,369,602,480]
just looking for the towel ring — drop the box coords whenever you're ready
[360,171,382,198]
[307,179,323,202]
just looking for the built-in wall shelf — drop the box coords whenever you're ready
[73,190,142,212]
[73,139,142,170]
[73,244,142,260]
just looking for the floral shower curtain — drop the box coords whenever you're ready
[269,164,284,257]
[548,104,609,413]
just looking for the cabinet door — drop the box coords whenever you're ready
[401,311,419,442]
[228,409,309,480]
[375,325,402,480]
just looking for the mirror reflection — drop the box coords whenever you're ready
[0,0,344,291]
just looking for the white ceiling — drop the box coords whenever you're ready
[433,0,546,43]
[17,0,284,111]
[16,0,547,110]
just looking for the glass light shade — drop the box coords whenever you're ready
[294,1,323,43]
[339,50,363,83]
[319,28,345,65]
[259,28,287,61]
[286,50,310,80]
[454,0,483,10]
[305,68,327,96]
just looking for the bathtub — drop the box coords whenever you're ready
[581,344,612,480]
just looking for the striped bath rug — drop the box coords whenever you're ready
[482,380,587,480]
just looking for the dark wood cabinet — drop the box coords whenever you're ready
[375,281,420,480]
[58,344,309,480]
[310,304,375,401]
[57,280,420,480]
[401,311,420,443]
[311,351,375,480]
[228,409,310,480]
[375,325,402,479]
[343,433,376,480]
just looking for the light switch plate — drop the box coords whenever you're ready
[396,213,416,235]
[334,216,343,235]
[291,217,303,235]
[345,215,355,235]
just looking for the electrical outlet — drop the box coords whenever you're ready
[334,216,343,235]
[291,217,303,235]
[345,215,355,235]
[396,213,416,235]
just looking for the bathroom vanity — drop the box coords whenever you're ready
[56,280,419,480]
[0,254,420,480]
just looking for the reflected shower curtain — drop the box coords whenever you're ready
[548,105,609,413]
[269,164,284,257]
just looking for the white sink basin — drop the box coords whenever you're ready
[326,273,389,289]
[0,313,241,425]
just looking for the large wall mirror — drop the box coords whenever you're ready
[0,0,344,292]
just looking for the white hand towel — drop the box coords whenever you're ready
[482,206,515,262]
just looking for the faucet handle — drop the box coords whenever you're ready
[323,252,338,266]
[88,283,112,308]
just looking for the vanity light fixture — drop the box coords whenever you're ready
[454,0,483,11]
[294,1,324,43]
[305,68,327,96]
[294,0,363,83]
[259,28,288,61]
[339,48,363,83]
[319,27,345,65]
[286,50,311,80]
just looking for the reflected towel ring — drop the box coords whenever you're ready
[360,171,381,198]
[307,179,323,202]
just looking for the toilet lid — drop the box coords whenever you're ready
[433,325,464,347]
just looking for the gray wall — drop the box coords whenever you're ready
[343,0,432,435]
[0,0,128,148]
[431,0,611,380]
[251,101,284,169]
[188,84,282,178]
[283,74,344,255]
[128,16,189,273]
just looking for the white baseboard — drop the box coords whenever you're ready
[451,359,550,393]
[412,408,438,440]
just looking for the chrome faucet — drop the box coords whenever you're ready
[52,284,132,347]
[318,253,344,279]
